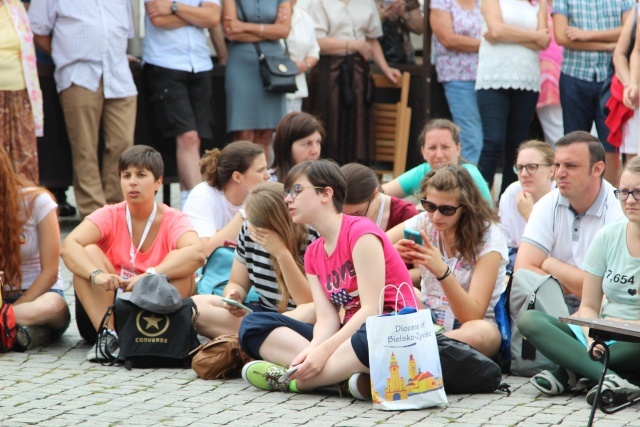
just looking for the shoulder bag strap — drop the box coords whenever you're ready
[235,0,289,61]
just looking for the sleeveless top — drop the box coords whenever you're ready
[475,0,540,92]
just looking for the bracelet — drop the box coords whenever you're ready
[90,269,103,286]
[436,266,451,281]
[346,40,350,54]
[259,23,264,38]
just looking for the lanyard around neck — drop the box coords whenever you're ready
[126,202,158,267]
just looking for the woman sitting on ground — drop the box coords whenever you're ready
[0,146,69,350]
[388,165,508,357]
[61,145,205,360]
[239,160,416,400]
[183,140,270,256]
[270,112,324,183]
[519,156,640,404]
[341,163,417,231]
[193,181,318,339]
[382,118,493,206]
[499,140,555,271]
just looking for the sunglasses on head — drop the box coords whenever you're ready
[420,199,462,216]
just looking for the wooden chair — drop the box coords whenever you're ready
[371,71,412,180]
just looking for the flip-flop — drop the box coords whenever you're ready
[530,369,576,395]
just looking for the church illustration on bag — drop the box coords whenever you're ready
[377,352,444,402]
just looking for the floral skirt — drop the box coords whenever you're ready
[0,89,38,183]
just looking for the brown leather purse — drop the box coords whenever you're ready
[190,335,253,380]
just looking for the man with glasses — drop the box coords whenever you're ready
[514,131,624,313]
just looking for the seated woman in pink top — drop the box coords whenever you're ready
[239,160,416,400]
[61,145,206,361]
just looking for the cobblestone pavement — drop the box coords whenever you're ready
[2,208,640,426]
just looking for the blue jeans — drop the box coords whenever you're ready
[443,81,483,164]
[477,88,539,196]
[559,73,613,152]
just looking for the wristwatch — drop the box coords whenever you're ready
[146,267,158,275]
[171,1,179,14]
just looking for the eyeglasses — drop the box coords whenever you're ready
[513,163,553,175]
[283,184,324,199]
[420,199,462,216]
[614,189,640,201]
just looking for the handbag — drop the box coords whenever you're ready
[437,334,509,395]
[0,302,17,352]
[236,0,299,93]
[190,334,253,380]
[96,297,200,370]
[366,283,448,410]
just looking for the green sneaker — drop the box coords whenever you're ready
[242,360,290,392]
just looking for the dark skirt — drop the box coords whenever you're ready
[0,89,38,183]
[303,54,375,165]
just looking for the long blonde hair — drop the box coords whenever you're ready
[245,182,309,312]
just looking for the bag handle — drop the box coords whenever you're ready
[377,282,419,315]
[96,303,118,366]
[236,0,292,61]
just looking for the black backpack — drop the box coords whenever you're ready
[437,334,510,395]
[97,297,200,370]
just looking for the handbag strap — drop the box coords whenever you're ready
[96,303,118,366]
[235,0,291,61]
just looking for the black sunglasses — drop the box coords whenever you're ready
[420,199,463,216]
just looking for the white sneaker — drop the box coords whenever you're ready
[348,373,372,401]
[86,331,119,362]
[586,374,640,406]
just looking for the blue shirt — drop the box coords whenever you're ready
[142,0,219,73]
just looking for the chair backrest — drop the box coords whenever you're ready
[371,72,412,180]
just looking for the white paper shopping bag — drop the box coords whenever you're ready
[366,284,448,410]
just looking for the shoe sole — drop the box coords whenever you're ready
[349,373,372,401]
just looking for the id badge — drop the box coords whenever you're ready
[120,264,137,280]
[119,264,137,296]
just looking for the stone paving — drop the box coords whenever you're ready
[3,195,640,426]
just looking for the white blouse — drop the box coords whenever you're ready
[475,0,541,92]
[286,6,320,100]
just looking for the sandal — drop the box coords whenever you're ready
[530,369,577,395]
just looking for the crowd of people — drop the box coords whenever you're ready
[2,0,640,409]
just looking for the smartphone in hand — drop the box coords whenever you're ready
[219,296,254,313]
[404,228,424,246]
[279,365,300,382]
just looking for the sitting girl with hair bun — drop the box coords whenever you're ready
[183,140,271,256]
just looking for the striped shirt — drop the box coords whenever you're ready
[28,0,137,98]
[235,222,319,311]
[552,0,634,82]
